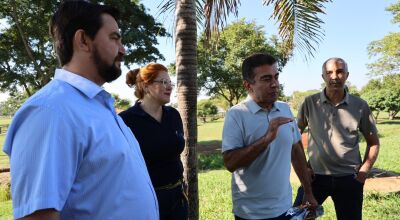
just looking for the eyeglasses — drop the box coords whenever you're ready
[153,79,175,88]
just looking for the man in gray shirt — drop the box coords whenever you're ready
[294,57,380,220]
[222,53,317,220]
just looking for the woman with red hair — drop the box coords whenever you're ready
[119,63,187,220]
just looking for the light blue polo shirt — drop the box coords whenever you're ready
[222,97,300,219]
[3,69,159,219]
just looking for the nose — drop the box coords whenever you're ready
[331,71,338,79]
[271,78,279,88]
[119,43,125,56]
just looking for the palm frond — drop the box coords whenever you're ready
[158,0,205,36]
[203,0,241,41]
[264,0,331,59]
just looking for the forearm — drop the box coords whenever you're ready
[360,144,380,173]
[360,132,380,173]
[292,143,312,193]
[20,209,59,220]
[223,136,270,172]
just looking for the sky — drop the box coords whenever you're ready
[0,0,398,103]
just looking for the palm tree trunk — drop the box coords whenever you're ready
[175,0,199,219]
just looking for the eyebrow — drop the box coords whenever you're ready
[110,32,121,39]
[260,73,279,79]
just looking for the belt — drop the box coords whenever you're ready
[155,179,183,191]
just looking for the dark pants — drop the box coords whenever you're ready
[234,212,291,220]
[293,174,364,220]
[156,184,188,220]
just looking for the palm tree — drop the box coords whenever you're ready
[174,1,199,219]
[160,1,330,219]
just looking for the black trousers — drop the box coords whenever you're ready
[293,174,364,220]
[156,184,188,220]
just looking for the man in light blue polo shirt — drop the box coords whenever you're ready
[3,1,158,219]
[222,53,317,220]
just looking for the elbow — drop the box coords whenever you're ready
[224,161,236,173]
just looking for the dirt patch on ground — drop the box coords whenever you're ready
[0,172,10,187]
[197,140,222,155]
[290,167,400,193]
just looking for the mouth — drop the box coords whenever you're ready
[270,91,279,97]
[329,81,342,87]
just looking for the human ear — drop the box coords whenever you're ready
[243,80,252,92]
[73,29,91,52]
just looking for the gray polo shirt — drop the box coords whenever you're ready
[297,90,378,176]
[222,97,301,219]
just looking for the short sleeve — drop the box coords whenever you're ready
[4,105,81,219]
[222,109,244,153]
[291,120,302,145]
[296,98,309,132]
[359,102,378,136]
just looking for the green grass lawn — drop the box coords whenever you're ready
[198,118,223,141]
[0,135,8,169]
[199,170,400,220]
[0,117,11,126]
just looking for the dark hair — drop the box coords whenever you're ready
[242,53,277,83]
[49,1,120,66]
[126,63,168,99]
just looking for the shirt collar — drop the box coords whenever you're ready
[54,68,103,99]
[245,96,280,114]
[320,88,350,105]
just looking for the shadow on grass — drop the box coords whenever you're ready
[368,167,400,178]
[377,120,400,125]
[198,140,224,171]
[198,140,221,155]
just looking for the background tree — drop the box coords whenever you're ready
[197,19,289,107]
[0,91,27,116]
[361,75,400,120]
[0,0,168,96]
[111,93,131,111]
[197,99,218,122]
[360,79,384,120]
[345,82,360,97]
[290,89,320,111]
[367,1,400,77]
[381,74,400,120]
[364,1,400,120]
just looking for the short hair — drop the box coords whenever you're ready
[242,53,277,83]
[322,57,349,74]
[49,1,120,66]
[126,63,168,100]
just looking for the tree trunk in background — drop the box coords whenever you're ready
[175,0,199,219]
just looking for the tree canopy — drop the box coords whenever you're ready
[197,19,289,107]
[367,1,400,77]
[361,74,400,120]
[0,0,168,96]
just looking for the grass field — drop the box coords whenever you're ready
[0,117,10,169]
[1,117,400,219]
[0,118,11,126]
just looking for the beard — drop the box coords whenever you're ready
[92,47,122,83]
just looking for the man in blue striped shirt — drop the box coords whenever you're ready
[3,1,158,219]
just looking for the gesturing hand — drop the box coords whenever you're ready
[264,117,293,143]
